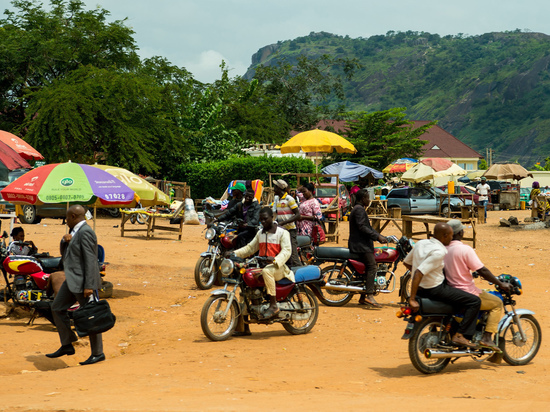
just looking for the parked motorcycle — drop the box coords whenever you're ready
[310,235,414,306]
[1,235,111,324]
[399,274,542,374]
[194,211,243,290]
[200,255,321,341]
[296,235,315,265]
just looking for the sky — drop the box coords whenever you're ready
[2,0,550,83]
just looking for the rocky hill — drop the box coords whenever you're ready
[245,31,550,166]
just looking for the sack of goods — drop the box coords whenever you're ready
[184,198,200,225]
[73,299,116,338]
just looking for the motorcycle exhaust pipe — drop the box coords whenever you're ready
[322,284,365,293]
[424,349,473,359]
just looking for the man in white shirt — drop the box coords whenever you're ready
[404,222,481,348]
[475,177,491,221]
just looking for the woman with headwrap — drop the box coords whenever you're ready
[530,182,549,218]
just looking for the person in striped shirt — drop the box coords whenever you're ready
[273,179,302,267]
[234,207,295,319]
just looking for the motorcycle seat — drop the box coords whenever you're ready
[296,235,311,248]
[38,257,63,271]
[418,298,455,315]
[314,247,362,261]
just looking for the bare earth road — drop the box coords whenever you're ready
[0,209,548,411]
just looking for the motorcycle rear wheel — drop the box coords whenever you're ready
[282,288,319,335]
[409,318,450,374]
[502,314,541,366]
[318,265,354,307]
[194,256,217,290]
[200,295,239,341]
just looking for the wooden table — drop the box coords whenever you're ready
[370,216,403,235]
[120,210,184,240]
[438,193,475,218]
[367,199,388,216]
[401,215,476,248]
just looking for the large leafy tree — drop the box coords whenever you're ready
[253,54,360,131]
[328,108,434,170]
[0,0,140,130]
[23,65,179,174]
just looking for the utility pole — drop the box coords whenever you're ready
[486,148,494,167]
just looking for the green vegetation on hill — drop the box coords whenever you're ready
[246,30,550,166]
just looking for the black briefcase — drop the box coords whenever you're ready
[73,299,116,338]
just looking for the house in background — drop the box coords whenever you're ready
[412,121,482,170]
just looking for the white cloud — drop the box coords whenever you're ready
[181,50,248,83]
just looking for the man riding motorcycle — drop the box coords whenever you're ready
[233,206,295,320]
[444,219,512,351]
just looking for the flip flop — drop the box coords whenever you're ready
[479,343,502,353]
[451,339,478,349]
[358,297,382,309]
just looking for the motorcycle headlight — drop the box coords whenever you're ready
[220,259,235,276]
[204,227,216,240]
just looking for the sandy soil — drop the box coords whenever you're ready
[0,209,549,411]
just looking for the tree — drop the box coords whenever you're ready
[328,108,434,171]
[253,54,360,131]
[0,0,140,129]
[530,157,550,171]
[23,65,181,174]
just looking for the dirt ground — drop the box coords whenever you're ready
[0,209,549,411]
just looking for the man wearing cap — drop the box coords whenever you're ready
[475,177,491,222]
[404,222,481,349]
[444,219,511,351]
[273,179,302,267]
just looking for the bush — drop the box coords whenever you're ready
[171,156,316,199]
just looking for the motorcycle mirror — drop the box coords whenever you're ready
[1,231,8,239]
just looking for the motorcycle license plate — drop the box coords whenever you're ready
[401,322,414,340]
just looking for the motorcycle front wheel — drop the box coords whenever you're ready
[318,265,354,307]
[501,314,542,366]
[282,288,319,335]
[194,256,217,290]
[200,295,239,341]
[409,318,451,374]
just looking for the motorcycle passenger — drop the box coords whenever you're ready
[349,189,388,308]
[218,188,261,249]
[233,206,295,319]
[272,179,302,267]
[8,227,37,256]
[226,182,245,210]
[444,219,511,351]
[404,222,481,349]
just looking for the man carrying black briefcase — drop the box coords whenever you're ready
[45,205,106,366]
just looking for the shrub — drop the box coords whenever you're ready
[171,156,316,199]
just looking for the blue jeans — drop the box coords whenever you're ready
[479,199,488,219]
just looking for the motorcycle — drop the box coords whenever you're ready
[310,235,414,306]
[200,255,322,341]
[399,274,542,374]
[1,234,111,324]
[194,211,242,290]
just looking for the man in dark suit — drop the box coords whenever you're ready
[348,189,387,308]
[46,204,105,365]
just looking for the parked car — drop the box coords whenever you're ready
[520,187,531,203]
[437,185,480,205]
[0,168,67,224]
[314,183,351,216]
[386,186,471,215]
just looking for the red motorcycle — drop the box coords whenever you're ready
[200,256,321,341]
[1,236,110,324]
[310,235,414,306]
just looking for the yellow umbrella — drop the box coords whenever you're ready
[91,165,170,207]
[280,129,357,154]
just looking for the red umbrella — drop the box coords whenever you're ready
[0,130,44,161]
[420,158,454,172]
